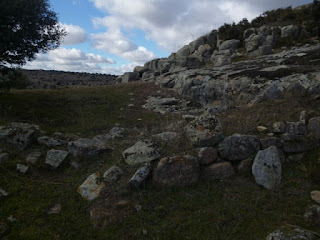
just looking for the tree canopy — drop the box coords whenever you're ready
[0,0,65,66]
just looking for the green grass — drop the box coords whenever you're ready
[1,83,320,239]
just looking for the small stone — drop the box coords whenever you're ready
[77,173,105,201]
[128,104,134,107]
[48,203,62,214]
[26,151,42,165]
[311,190,320,204]
[129,165,151,188]
[0,153,9,164]
[202,162,235,180]
[237,159,253,175]
[257,126,268,132]
[103,166,123,183]
[182,115,197,122]
[45,150,69,169]
[16,164,29,174]
[0,188,9,199]
[7,215,16,222]
[197,147,218,165]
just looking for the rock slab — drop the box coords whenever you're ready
[252,146,282,190]
[68,138,110,157]
[77,173,105,201]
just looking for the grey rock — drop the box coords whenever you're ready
[252,146,282,190]
[205,30,217,47]
[26,150,42,165]
[129,165,151,188]
[259,45,273,56]
[122,72,140,83]
[143,97,189,114]
[45,149,69,169]
[16,164,29,174]
[304,205,320,227]
[153,155,199,187]
[189,36,206,54]
[260,137,283,149]
[281,25,300,39]
[185,113,223,147]
[122,140,160,166]
[243,28,256,40]
[152,132,179,142]
[0,153,9,164]
[266,225,320,240]
[308,117,320,140]
[37,136,66,147]
[0,122,40,150]
[219,39,240,51]
[202,162,235,180]
[211,50,232,67]
[103,166,123,183]
[286,121,307,135]
[77,173,105,201]
[176,45,190,57]
[94,127,125,142]
[158,58,171,73]
[197,147,218,165]
[68,138,110,157]
[0,188,8,199]
[218,134,260,161]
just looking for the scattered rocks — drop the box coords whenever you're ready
[122,140,160,166]
[202,162,235,180]
[0,153,9,164]
[153,155,199,187]
[218,134,260,161]
[26,150,43,165]
[77,173,105,201]
[128,164,151,188]
[197,147,218,165]
[103,166,123,183]
[17,164,29,174]
[185,113,223,147]
[266,225,320,240]
[252,146,282,190]
[304,205,320,227]
[45,149,69,169]
[311,190,320,204]
[68,138,111,157]
[0,188,8,199]
[0,122,40,150]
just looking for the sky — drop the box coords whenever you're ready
[23,0,312,75]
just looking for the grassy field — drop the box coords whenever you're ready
[0,82,320,240]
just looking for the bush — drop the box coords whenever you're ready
[0,67,31,91]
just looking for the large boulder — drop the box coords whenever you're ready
[158,58,171,73]
[189,36,206,54]
[176,45,190,57]
[252,146,282,190]
[211,50,232,67]
[68,138,111,157]
[218,134,260,161]
[122,72,140,83]
[153,155,199,187]
[185,113,223,147]
[45,149,69,169]
[218,39,240,51]
[0,122,40,150]
[122,140,160,166]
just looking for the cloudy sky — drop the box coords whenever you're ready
[23,0,312,75]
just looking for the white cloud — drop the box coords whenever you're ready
[61,24,87,45]
[89,0,312,53]
[24,48,116,73]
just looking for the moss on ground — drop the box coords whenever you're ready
[1,82,320,239]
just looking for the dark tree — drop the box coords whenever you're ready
[0,0,65,66]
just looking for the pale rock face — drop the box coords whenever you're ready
[77,173,105,201]
[252,146,282,190]
[122,140,160,166]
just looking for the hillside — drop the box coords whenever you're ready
[1,3,320,240]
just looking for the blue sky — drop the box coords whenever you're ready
[23,0,312,75]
